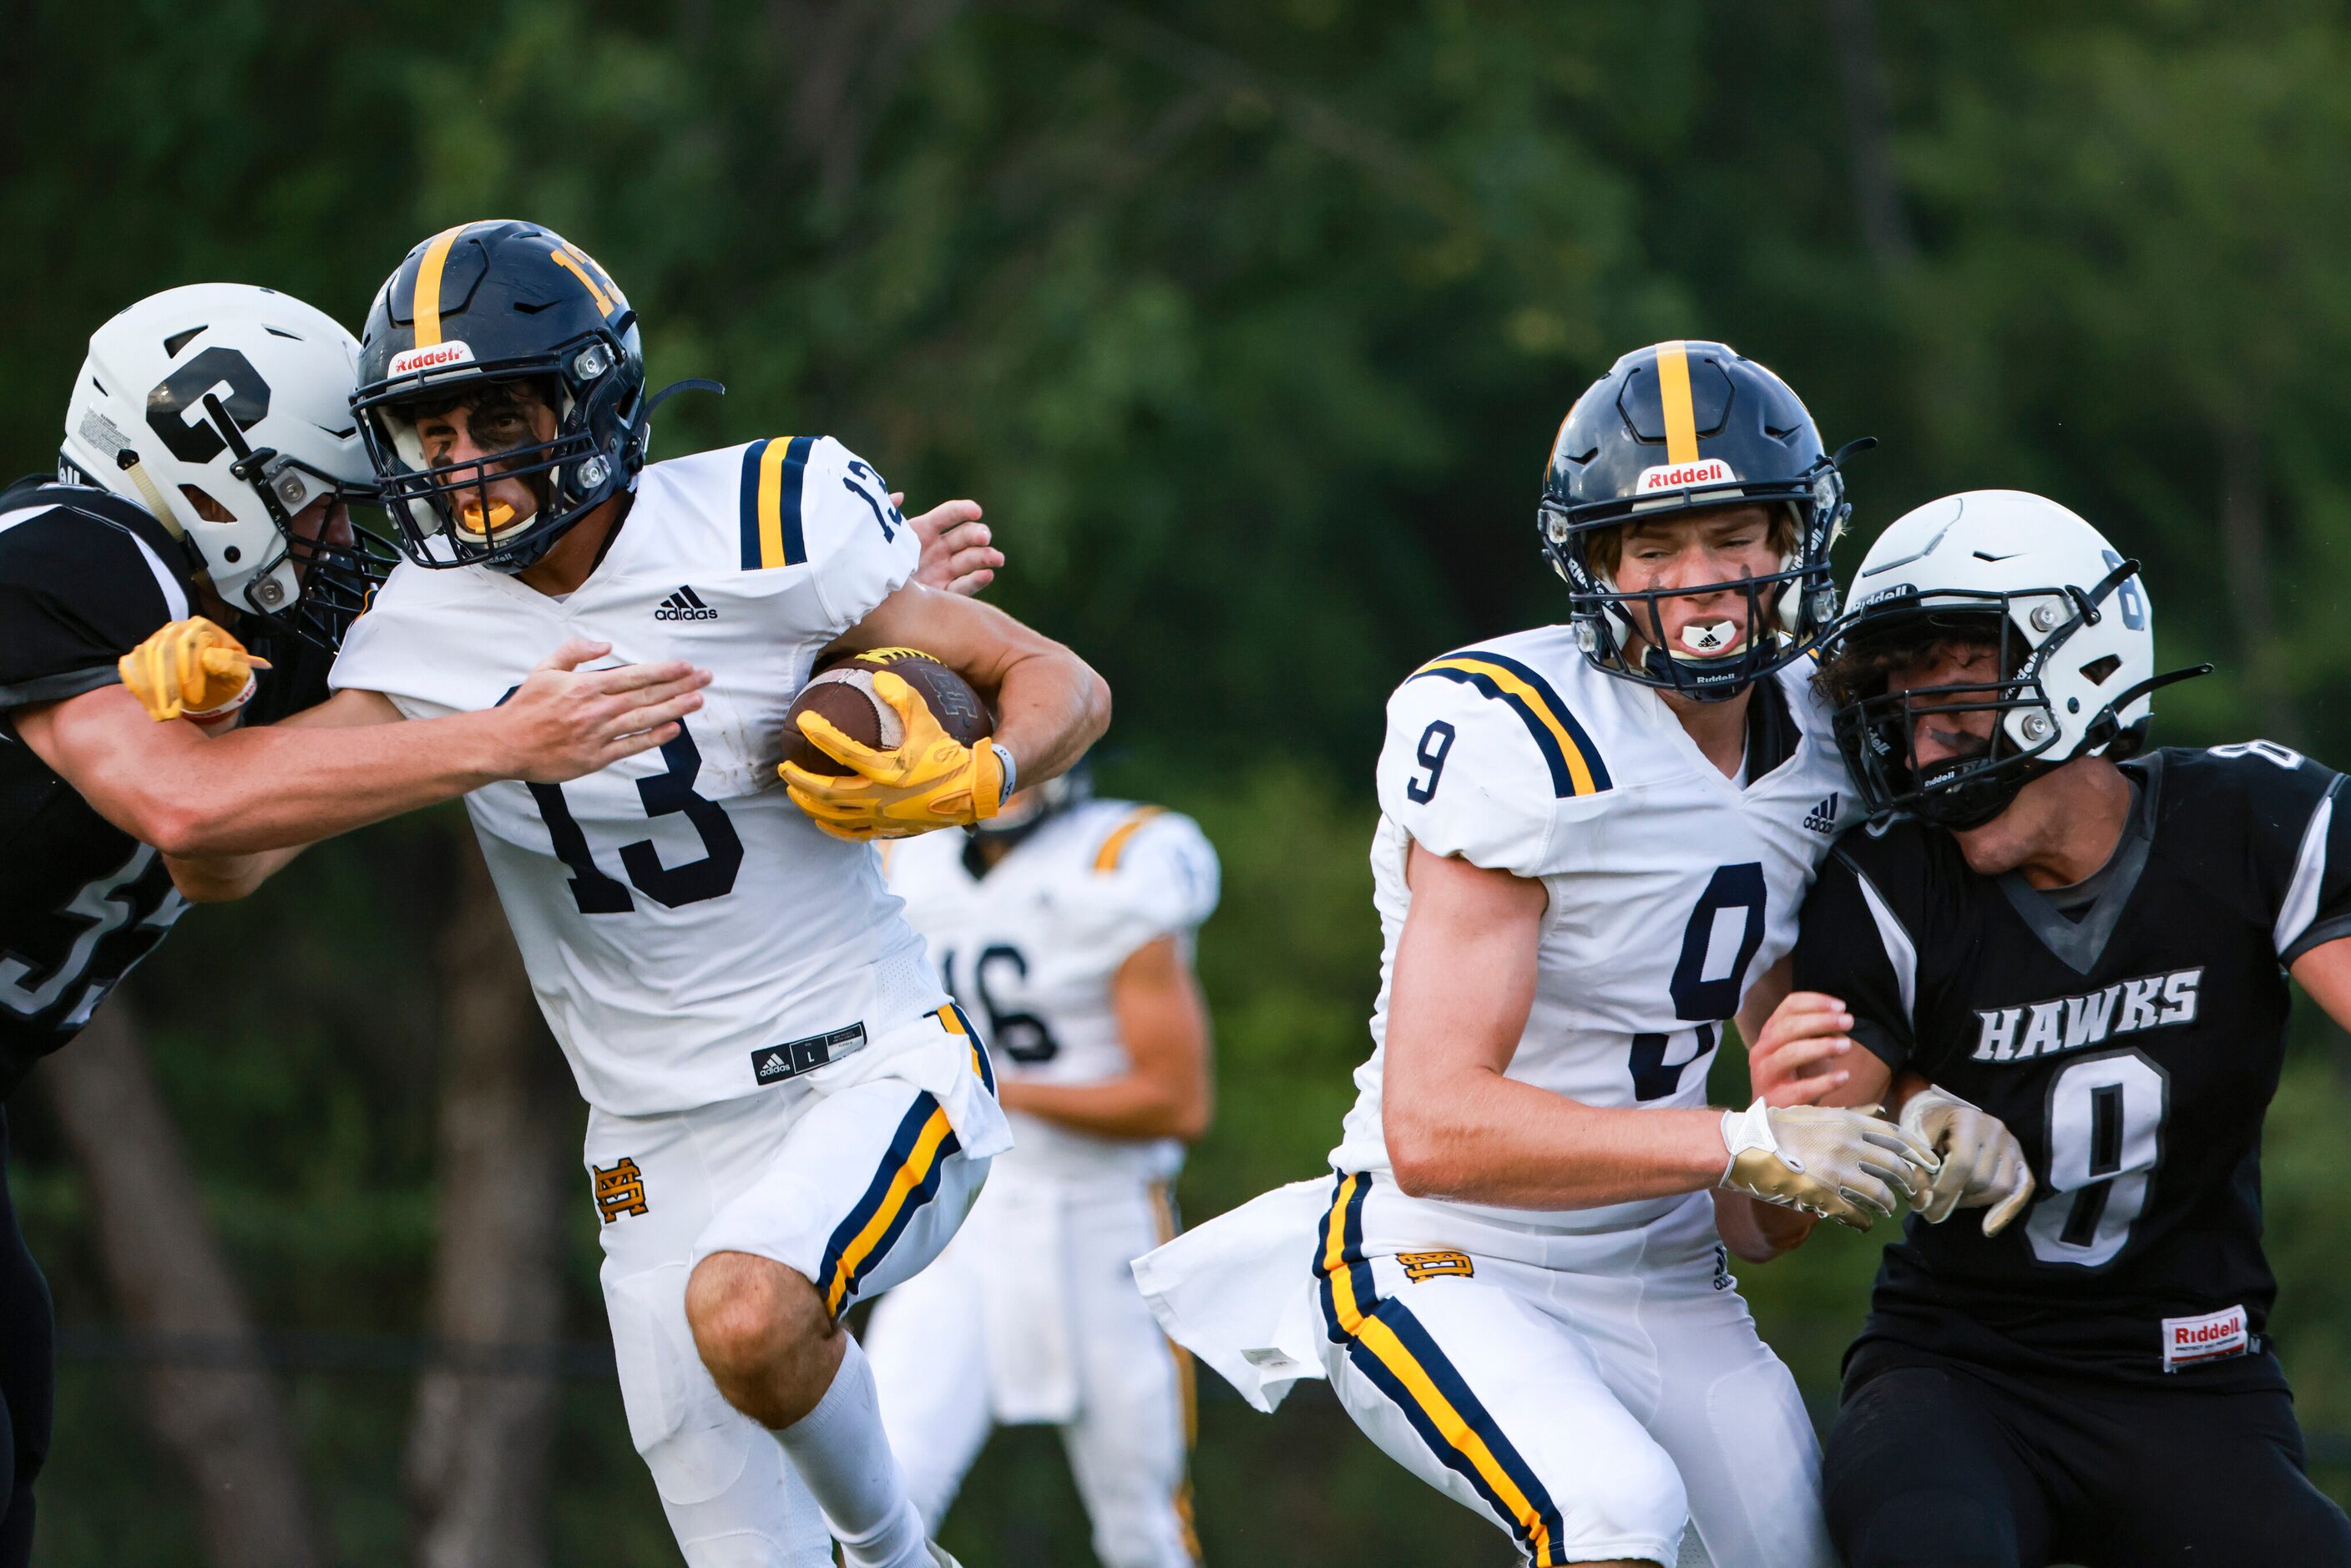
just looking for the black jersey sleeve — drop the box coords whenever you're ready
[2214,741,2351,964]
[1792,839,1929,1075]
[0,492,189,712]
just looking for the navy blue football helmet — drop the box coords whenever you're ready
[352,220,674,573]
[1537,341,1858,701]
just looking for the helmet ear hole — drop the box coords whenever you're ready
[2081,654,2122,686]
[179,484,235,524]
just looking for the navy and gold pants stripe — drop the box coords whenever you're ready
[817,1093,960,1319]
[1315,1173,1571,1568]
[931,1002,997,1096]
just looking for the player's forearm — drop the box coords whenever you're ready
[164,843,310,903]
[989,645,1110,789]
[998,1075,1209,1142]
[1383,1072,1727,1209]
[140,711,509,857]
[1711,1189,1818,1263]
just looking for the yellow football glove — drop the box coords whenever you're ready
[780,670,1007,842]
[117,617,271,723]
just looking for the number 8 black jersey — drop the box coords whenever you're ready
[1794,744,2351,1390]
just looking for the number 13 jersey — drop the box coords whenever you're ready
[1331,625,1852,1247]
[331,437,948,1116]
[1795,743,2351,1390]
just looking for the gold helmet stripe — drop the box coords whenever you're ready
[411,223,473,347]
[1654,339,1700,464]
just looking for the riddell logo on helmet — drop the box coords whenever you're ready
[387,341,477,377]
[1636,458,1737,493]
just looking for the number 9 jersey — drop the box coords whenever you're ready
[1330,625,1852,1251]
[331,435,951,1117]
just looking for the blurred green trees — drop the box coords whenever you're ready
[8,1,2351,1561]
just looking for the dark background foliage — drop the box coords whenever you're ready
[8,2,2350,1561]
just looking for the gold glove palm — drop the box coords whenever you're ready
[1720,1099,1939,1232]
[780,669,1005,842]
[118,616,270,722]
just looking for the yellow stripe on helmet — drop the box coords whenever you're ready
[1654,339,1700,464]
[411,224,473,348]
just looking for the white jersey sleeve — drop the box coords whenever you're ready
[788,436,921,635]
[1374,663,1568,879]
[1072,806,1222,960]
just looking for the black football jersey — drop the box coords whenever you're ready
[0,476,326,1096]
[1794,744,2351,1391]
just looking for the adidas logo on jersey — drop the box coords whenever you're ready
[1802,792,1840,835]
[655,585,717,621]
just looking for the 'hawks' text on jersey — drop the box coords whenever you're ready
[1795,744,2351,1388]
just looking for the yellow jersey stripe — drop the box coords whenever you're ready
[824,1107,956,1317]
[1094,805,1166,873]
[1416,657,1601,796]
[1655,339,1699,464]
[756,436,794,570]
[412,225,472,348]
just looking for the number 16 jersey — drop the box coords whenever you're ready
[331,436,948,1116]
[1330,625,1852,1250]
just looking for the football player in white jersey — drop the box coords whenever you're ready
[1137,341,1939,1568]
[865,768,1218,1566]
[323,220,1110,1568]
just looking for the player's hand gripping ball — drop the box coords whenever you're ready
[118,616,271,725]
[780,649,1001,841]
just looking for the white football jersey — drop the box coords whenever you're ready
[1331,626,1852,1239]
[331,435,951,1115]
[882,799,1220,1182]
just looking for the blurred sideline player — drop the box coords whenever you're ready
[1751,491,2351,1566]
[321,220,1107,1568]
[867,767,1218,1566]
[1139,342,1938,1568]
[0,283,709,1565]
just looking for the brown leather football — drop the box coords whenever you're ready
[781,649,991,778]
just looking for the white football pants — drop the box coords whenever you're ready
[586,1017,996,1568]
[865,1171,1201,1567]
[1312,1174,1835,1568]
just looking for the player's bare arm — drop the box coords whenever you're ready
[1382,842,1933,1226]
[995,934,1214,1142]
[832,581,1111,791]
[15,635,710,877]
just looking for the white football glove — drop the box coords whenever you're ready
[1719,1098,1939,1232]
[1899,1085,2035,1237]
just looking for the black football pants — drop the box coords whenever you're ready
[0,1110,51,1568]
[1823,1352,2351,1567]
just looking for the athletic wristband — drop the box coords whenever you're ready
[991,743,1017,807]
[184,670,259,727]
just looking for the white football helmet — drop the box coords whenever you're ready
[1823,489,2205,827]
[60,283,389,647]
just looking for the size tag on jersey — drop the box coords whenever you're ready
[2161,1304,2252,1371]
[749,1022,867,1086]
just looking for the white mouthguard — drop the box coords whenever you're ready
[1681,619,1741,655]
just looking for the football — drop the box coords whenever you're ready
[780,648,991,778]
